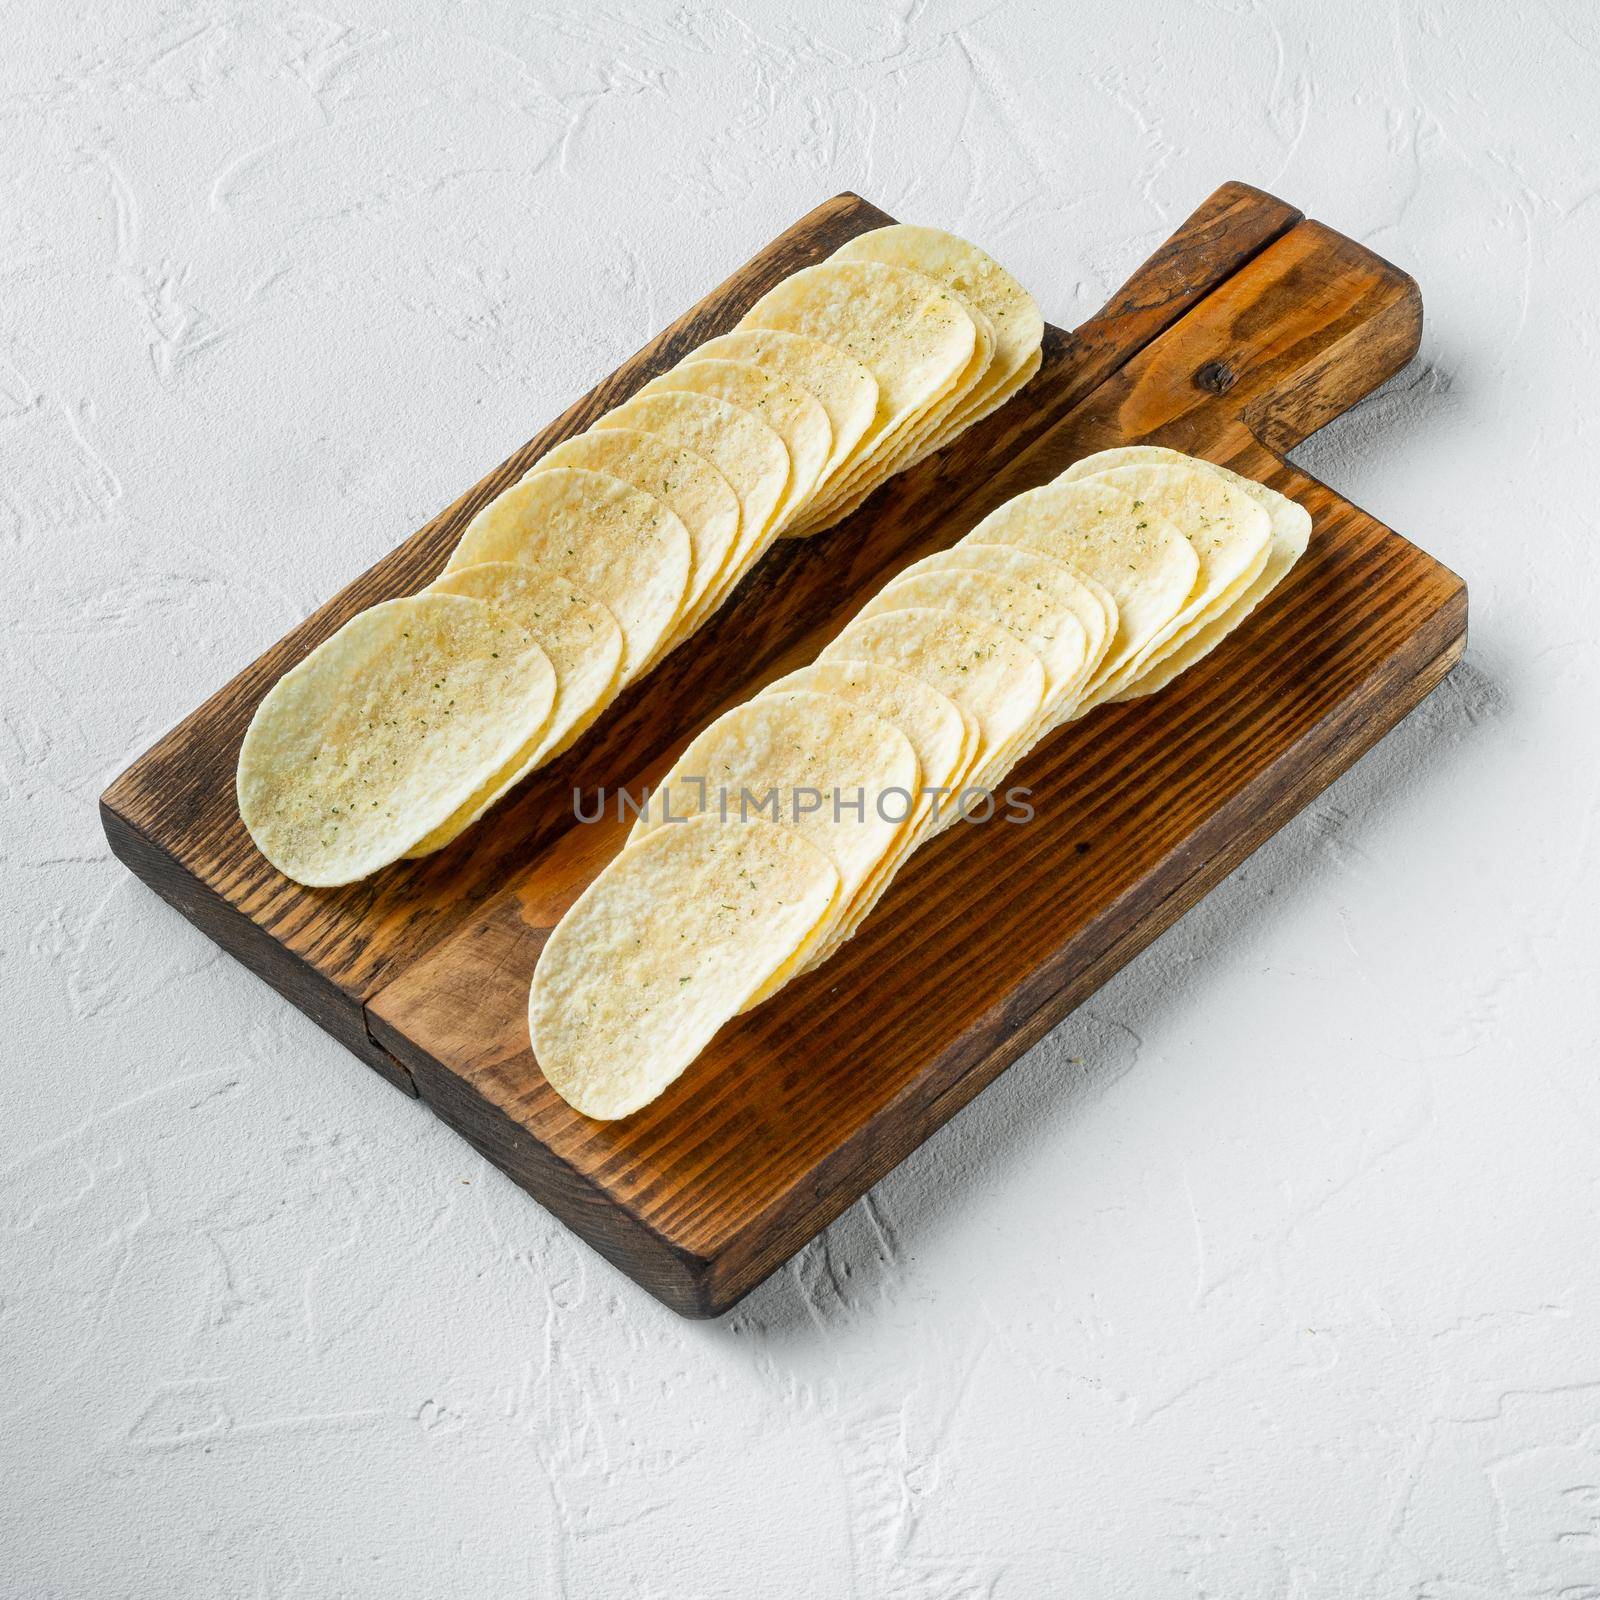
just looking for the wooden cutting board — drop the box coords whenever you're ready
[101,183,1466,1317]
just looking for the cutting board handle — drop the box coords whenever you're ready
[1078,209,1423,460]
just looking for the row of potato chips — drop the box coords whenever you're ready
[238,225,1043,886]
[531,446,1312,1120]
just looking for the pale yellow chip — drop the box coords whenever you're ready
[238,594,556,887]
[409,563,624,853]
[853,292,995,480]
[787,312,998,537]
[796,226,1047,532]
[593,391,789,625]
[638,358,829,532]
[739,260,975,445]
[628,688,919,1002]
[1063,460,1271,700]
[966,476,1198,697]
[833,224,1043,451]
[446,466,690,681]
[924,543,1115,774]
[761,661,976,975]
[808,353,1041,542]
[530,428,739,622]
[631,689,919,904]
[760,659,976,806]
[739,260,976,528]
[959,343,1043,436]
[861,567,1088,731]
[821,607,1045,798]
[792,292,993,535]
[687,328,877,502]
[1060,447,1312,700]
[915,542,1113,702]
[530,816,839,1120]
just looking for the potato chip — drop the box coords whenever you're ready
[530,428,739,622]
[791,294,994,536]
[740,261,975,449]
[686,328,877,500]
[861,293,995,475]
[821,607,1045,796]
[631,689,918,908]
[760,661,975,974]
[409,563,624,853]
[912,542,1114,702]
[740,260,976,530]
[960,343,1043,434]
[1059,447,1311,700]
[798,352,1043,547]
[1062,460,1271,700]
[593,390,790,624]
[860,566,1088,726]
[238,594,556,886]
[760,659,976,808]
[834,223,1042,451]
[626,688,919,1001]
[446,466,690,681]
[638,358,830,531]
[792,225,1052,530]
[966,476,1198,697]
[741,732,937,998]
[530,816,839,1120]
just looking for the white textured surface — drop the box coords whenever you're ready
[4,1,1597,1593]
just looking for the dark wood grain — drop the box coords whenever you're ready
[103,184,1465,1315]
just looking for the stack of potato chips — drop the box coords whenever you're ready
[239,225,1042,885]
[532,448,1311,1119]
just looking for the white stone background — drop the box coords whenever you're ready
[3,0,1597,1594]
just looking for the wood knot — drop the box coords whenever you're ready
[1193,360,1237,395]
